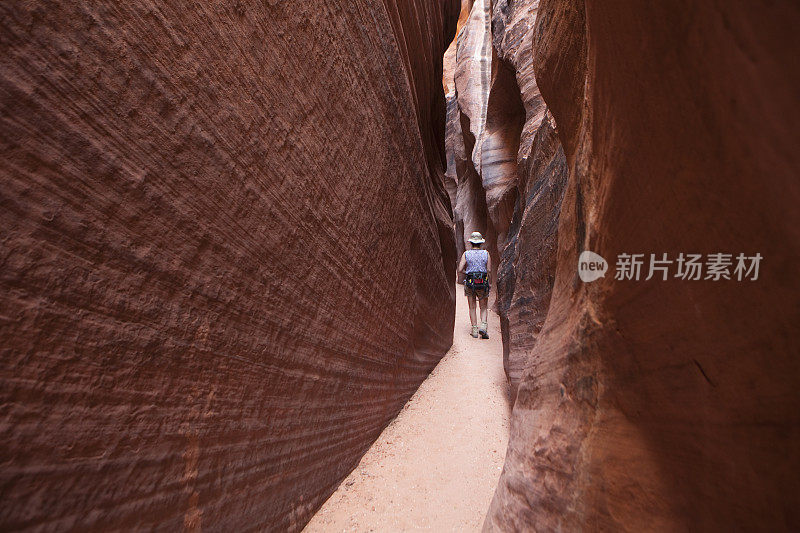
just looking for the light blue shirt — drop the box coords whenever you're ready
[465,249,489,274]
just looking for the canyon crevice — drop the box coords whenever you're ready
[0,1,459,530]
[445,0,567,396]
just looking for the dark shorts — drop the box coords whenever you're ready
[464,272,490,300]
[464,284,490,300]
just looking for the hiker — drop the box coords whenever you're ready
[458,231,491,339]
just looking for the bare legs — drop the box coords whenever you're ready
[478,297,488,324]
[467,294,489,338]
[467,294,477,326]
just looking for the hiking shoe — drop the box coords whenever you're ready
[471,325,479,338]
[479,322,489,339]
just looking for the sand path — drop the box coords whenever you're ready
[304,289,511,532]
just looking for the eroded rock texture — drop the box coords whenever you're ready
[487,0,567,394]
[487,0,800,530]
[491,0,545,163]
[450,0,500,276]
[495,110,566,395]
[0,1,458,530]
[448,0,566,391]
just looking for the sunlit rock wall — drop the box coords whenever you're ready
[450,0,500,276]
[455,0,493,176]
[0,0,459,530]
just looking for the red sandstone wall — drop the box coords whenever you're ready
[449,0,566,392]
[0,1,458,530]
[495,110,566,398]
[488,0,567,394]
[487,0,800,530]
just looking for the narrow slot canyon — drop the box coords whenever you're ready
[1,1,799,532]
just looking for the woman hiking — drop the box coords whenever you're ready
[458,231,491,339]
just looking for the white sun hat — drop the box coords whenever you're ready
[468,231,485,244]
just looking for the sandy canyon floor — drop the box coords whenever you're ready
[304,289,512,532]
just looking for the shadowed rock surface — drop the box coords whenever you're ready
[442,0,473,269]
[444,93,466,266]
[495,111,566,396]
[486,0,800,530]
[0,1,458,530]
[490,0,545,164]
[487,0,566,394]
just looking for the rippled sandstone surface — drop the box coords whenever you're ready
[0,1,459,530]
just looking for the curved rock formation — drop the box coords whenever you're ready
[495,110,566,396]
[483,0,546,252]
[0,1,459,530]
[491,0,545,162]
[449,0,566,392]
[455,0,493,176]
[442,0,472,98]
[480,58,524,252]
[487,0,800,530]
[451,0,500,275]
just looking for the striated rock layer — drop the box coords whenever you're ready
[495,110,566,396]
[481,0,545,252]
[487,0,800,530]
[0,1,458,530]
[486,0,566,394]
[450,0,506,282]
[448,0,565,391]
